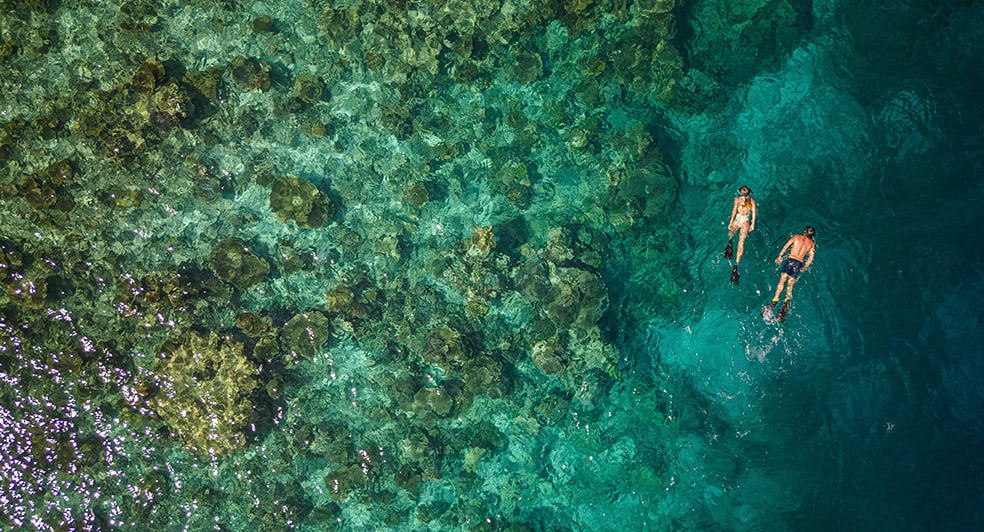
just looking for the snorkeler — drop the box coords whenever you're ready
[765,226,816,322]
[723,185,756,284]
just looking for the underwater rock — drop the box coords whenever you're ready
[325,284,355,313]
[252,15,275,34]
[332,276,382,326]
[149,111,179,133]
[401,181,429,206]
[393,466,424,491]
[573,367,614,407]
[149,81,191,125]
[412,387,454,417]
[6,276,47,309]
[291,73,325,106]
[132,59,165,95]
[236,312,273,338]
[515,257,552,302]
[495,217,531,258]
[150,331,258,456]
[101,127,144,160]
[16,158,75,211]
[296,421,352,462]
[138,468,171,499]
[44,158,74,186]
[280,310,330,360]
[209,238,270,289]
[229,57,271,91]
[568,127,590,151]
[532,337,566,375]
[637,0,676,15]
[324,439,382,500]
[516,228,609,331]
[493,160,530,188]
[18,174,57,210]
[492,160,533,208]
[469,420,504,452]
[416,500,450,524]
[461,354,502,394]
[324,464,367,501]
[183,68,224,105]
[468,225,495,256]
[273,238,314,275]
[310,502,343,523]
[315,5,360,49]
[399,428,432,463]
[438,229,512,318]
[545,266,607,330]
[542,227,575,264]
[0,244,13,281]
[506,50,544,84]
[421,326,476,370]
[139,269,196,306]
[575,76,601,105]
[119,0,159,31]
[606,152,677,223]
[130,59,195,133]
[558,0,601,35]
[269,175,332,228]
[533,394,570,426]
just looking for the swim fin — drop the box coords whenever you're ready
[723,240,734,260]
[777,301,790,322]
[730,265,740,284]
[762,301,777,320]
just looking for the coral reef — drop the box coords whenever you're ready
[147,331,258,456]
[280,310,330,361]
[209,238,270,289]
[0,0,705,528]
[269,175,333,228]
[229,57,271,91]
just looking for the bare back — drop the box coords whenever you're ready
[729,196,756,230]
[734,197,754,217]
[785,234,815,262]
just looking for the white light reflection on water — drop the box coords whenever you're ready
[0,309,177,529]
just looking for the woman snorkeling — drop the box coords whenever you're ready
[724,185,756,283]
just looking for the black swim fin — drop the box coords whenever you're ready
[723,240,734,260]
[777,301,790,322]
[730,265,740,284]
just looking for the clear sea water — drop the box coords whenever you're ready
[1,0,982,530]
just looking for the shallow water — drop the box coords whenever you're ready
[1,0,983,530]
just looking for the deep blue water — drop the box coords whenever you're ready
[1,0,983,530]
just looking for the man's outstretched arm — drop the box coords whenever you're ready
[803,246,816,271]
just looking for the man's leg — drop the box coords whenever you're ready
[772,274,788,302]
[784,278,797,301]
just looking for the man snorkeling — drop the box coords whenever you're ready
[724,185,756,284]
[765,226,816,322]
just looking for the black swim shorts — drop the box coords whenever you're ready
[781,258,804,279]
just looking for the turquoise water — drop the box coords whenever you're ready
[2,0,982,530]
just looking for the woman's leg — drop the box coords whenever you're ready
[735,225,749,264]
